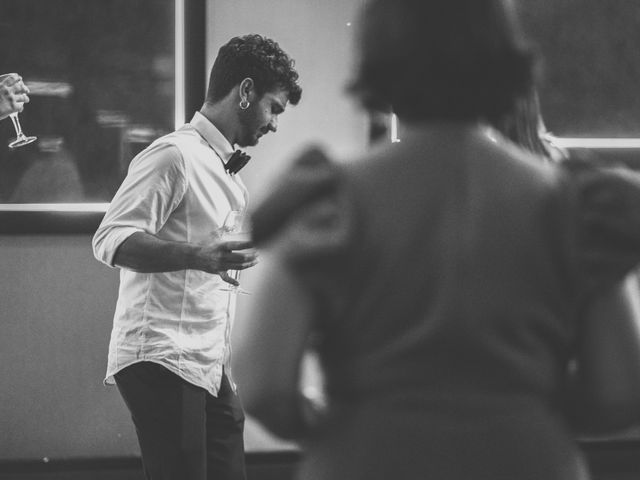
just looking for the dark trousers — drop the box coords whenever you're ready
[114,362,246,480]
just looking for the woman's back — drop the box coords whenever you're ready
[324,125,571,398]
[296,125,589,479]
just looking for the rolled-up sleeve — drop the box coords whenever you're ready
[92,143,187,267]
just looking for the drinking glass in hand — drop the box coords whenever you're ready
[219,210,251,295]
[0,73,36,149]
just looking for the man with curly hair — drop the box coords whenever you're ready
[92,34,301,480]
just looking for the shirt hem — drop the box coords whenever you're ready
[104,358,224,397]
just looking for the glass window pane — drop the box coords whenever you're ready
[0,0,175,203]
[518,0,640,138]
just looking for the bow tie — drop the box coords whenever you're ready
[225,150,251,175]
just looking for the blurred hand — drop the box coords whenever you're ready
[0,73,30,121]
[578,165,640,239]
[572,165,640,287]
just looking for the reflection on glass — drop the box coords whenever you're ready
[0,0,175,203]
[518,1,640,137]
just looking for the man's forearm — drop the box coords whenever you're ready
[113,231,200,273]
[112,230,257,276]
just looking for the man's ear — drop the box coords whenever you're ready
[239,77,255,101]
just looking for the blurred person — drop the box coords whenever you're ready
[233,1,640,480]
[0,72,29,121]
[92,34,301,480]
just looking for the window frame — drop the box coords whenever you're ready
[0,0,206,235]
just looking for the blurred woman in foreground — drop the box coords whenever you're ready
[235,1,640,479]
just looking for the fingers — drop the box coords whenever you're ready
[220,251,258,271]
[218,239,258,270]
[222,239,254,251]
[1,74,29,93]
[0,73,20,85]
[0,74,31,116]
[211,238,258,271]
[219,271,240,286]
[12,80,30,107]
[16,93,30,104]
[13,78,29,94]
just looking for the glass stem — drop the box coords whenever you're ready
[10,113,25,138]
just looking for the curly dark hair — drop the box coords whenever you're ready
[349,0,537,123]
[206,34,301,105]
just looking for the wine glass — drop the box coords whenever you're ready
[0,73,37,149]
[219,210,252,295]
[8,112,37,149]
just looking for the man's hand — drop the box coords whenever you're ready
[113,231,258,280]
[0,73,30,121]
[194,238,258,286]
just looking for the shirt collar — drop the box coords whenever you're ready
[190,111,235,163]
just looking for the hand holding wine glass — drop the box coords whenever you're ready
[0,73,30,120]
[218,210,254,295]
[0,73,36,148]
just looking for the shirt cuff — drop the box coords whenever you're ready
[93,226,144,268]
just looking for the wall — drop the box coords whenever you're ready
[0,235,133,459]
[0,0,368,462]
[205,0,368,203]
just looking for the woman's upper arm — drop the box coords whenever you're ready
[233,249,315,439]
[233,146,354,439]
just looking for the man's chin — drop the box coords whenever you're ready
[236,139,254,148]
[237,133,261,148]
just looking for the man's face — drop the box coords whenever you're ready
[237,87,289,148]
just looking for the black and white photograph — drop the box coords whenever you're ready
[1,1,640,479]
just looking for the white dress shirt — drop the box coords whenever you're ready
[93,112,248,396]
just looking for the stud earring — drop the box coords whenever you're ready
[239,98,250,110]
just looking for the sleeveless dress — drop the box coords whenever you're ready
[251,133,640,480]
